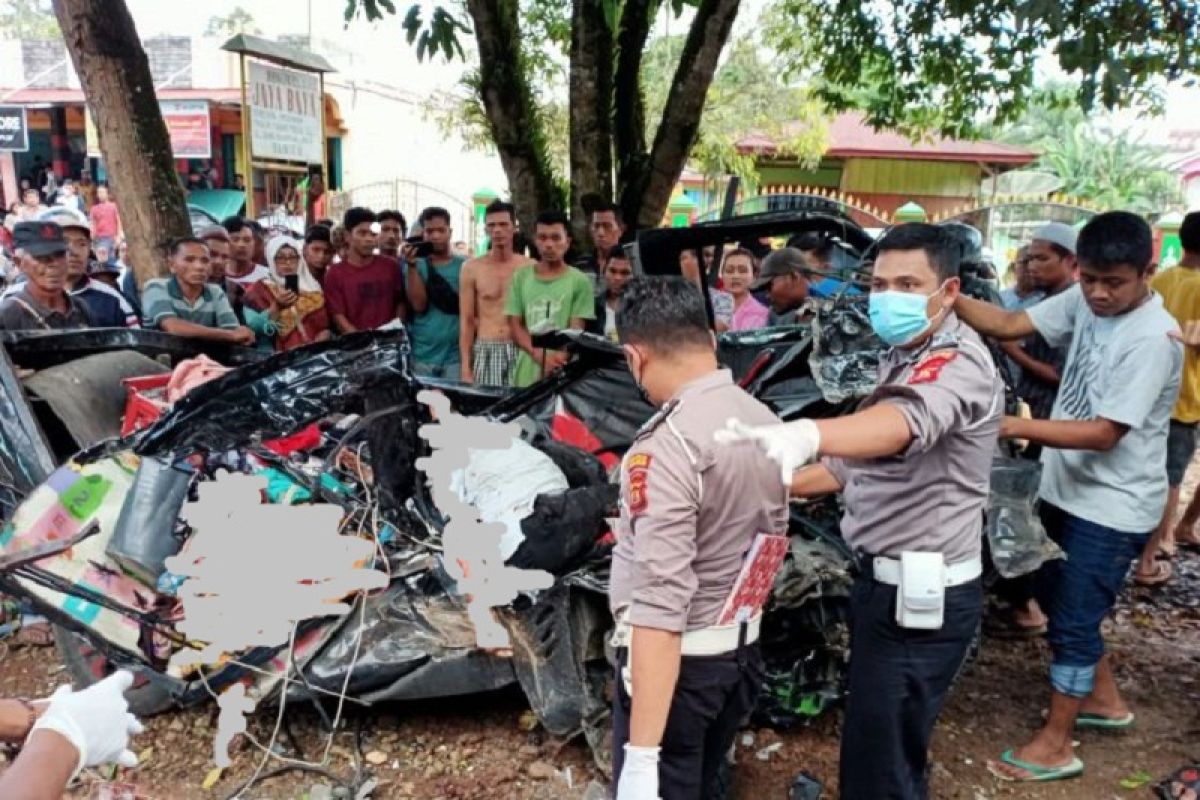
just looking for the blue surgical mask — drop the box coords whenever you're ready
[868,285,946,347]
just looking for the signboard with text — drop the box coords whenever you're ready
[160,100,211,159]
[247,60,322,164]
[85,100,212,159]
[0,106,29,152]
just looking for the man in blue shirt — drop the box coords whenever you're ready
[403,207,467,378]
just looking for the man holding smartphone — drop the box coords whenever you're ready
[404,207,467,378]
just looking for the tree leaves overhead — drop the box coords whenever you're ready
[767,0,1199,139]
[641,35,828,189]
[345,1,471,62]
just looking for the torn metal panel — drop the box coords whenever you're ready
[23,351,168,450]
[128,331,410,458]
[0,343,56,520]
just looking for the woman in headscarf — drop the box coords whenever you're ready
[243,234,331,351]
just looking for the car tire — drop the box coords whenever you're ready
[52,626,176,717]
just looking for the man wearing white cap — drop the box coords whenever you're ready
[1009,222,1079,425]
[991,222,1078,635]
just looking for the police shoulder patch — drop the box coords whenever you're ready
[626,453,652,515]
[908,349,957,385]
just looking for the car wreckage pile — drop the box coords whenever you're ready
[0,213,1059,781]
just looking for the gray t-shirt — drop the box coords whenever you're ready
[1027,285,1183,532]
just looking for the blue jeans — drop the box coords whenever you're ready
[1035,503,1149,697]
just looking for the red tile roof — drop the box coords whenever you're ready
[738,112,1037,165]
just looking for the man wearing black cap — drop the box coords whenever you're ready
[0,221,91,331]
[751,247,814,326]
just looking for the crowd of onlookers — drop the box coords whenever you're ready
[0,190,867,390]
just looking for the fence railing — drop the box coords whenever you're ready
[327,180,474,248]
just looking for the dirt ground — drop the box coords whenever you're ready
[1,526,1197,798]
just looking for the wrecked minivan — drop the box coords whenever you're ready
[0,209,1054,779]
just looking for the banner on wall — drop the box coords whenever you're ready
[246,60,322,164]
[85,100,212,159]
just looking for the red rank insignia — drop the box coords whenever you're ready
[626,453,652,515]
[908,350,957,385]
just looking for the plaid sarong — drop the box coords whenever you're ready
[473,339,517,387]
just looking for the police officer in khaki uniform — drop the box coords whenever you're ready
[721,224,1002,799]
[609,277,790,800]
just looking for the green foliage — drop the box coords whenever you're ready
[204,6,260,38]
[1037,122,1182,213]
[0,0,59,39]
[767,0,1199,140]
[991,83,1184,212]
[641,35,828,188]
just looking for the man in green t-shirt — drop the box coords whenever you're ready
[505,210,595,387]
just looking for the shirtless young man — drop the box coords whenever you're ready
[459,200,534,385]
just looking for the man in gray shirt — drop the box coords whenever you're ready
[719,224,1001,799]
[953,211,1181,785]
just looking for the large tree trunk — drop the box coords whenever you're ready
[613,0,658,226]
[466,0,564,238]
[568,0,614,243]
[621,0,741,229]
[52,0,191,289]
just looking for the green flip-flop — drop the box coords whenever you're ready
[987,749,1084,783]
[1076,711,1135,730]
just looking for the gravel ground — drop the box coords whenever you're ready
[2,494,1197,799]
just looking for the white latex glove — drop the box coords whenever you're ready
[713,417,821,485]
[31,670,145,778]
[616,744,661,800]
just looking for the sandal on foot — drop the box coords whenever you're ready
[1076,711,1135,730]
[1135,561,1173,587]
[987,749,1084,782]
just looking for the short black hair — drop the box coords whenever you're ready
[419,206,451,226]
[221,216,251,235]
[590,200,623,225]
[169,237,207,256]
[1180,211,1200,255]
[485,199,516,222]
[305,224,332,245]
[343,206,376,233]
[1076,211,1153,274]
[378,210,407,231]
[616,277,713,352]
[535,209,571,233]
[875,223,960,282]
[607,245,630,263]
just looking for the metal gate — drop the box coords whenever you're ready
[327,180,474,248]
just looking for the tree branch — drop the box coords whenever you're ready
[568,0,614,239]
[465,0,564,232]
[623,0,741,229]
[613,0,657,218]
